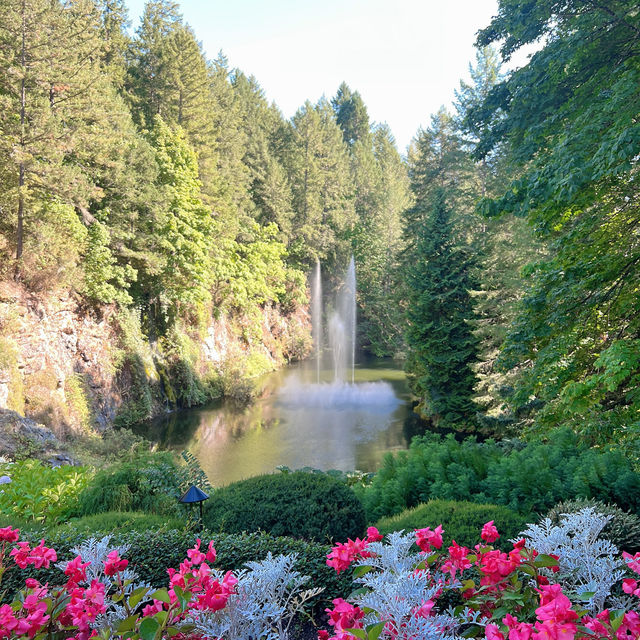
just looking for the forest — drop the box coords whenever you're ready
[0,1,639,639]
[0,0,638,455]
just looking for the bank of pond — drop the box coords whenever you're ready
[3,428,640,635]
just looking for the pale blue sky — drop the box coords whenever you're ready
[124,0,522,152]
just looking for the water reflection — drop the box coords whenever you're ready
[138,359,418,487]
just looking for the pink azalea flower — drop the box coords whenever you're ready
[481,520,500,543]
[104,550,128,576]
[0,526,20,542]
[205,540,216,563]
[415,525,444,552]
[366,526,383,542]
[486,623,505,640]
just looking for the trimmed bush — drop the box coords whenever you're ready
[375,499,528,551]
[0,528,352,619]
[204,471,367,542]
[546,498,640,554]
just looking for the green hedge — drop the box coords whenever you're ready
[203,471,367,542]
[358,429,640,521]
[375,500,529,551]
[0,529,352,618]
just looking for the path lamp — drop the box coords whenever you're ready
[179,485,209,530]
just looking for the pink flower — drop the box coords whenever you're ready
[504,614,533,640]
[326,598,365,634]
[486,623,505,640]
[0,526,20,542]
[187,539,206,565]
[326,538,370,573]
[481,520,500,543]
[205,540,216,563]
[318,631,330,640]
[104,550,128,576]
[441,540,472,578]
[28,540,57,569]
[65,556,91,589]
[624,551,640,575]
[366,526,383,542]
[10,541,31,569]
[142,599,165,617]
[415,525,444,552]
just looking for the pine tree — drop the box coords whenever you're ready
[405,188,480,427]
[332,82,371,147]
[284,99,355,270]
[0,0,122,267]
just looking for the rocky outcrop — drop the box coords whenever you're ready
[0,281,311,435]
[0,409,78,464]
[0,281,119,433]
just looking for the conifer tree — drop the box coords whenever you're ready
[0,0,122,266]
[404,112,481,427]
[285,99,355,269]
[405,188,480,427]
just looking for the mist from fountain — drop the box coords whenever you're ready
[311,258,322,383]
[278,256,400,411]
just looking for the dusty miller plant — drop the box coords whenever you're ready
[56,535,152,631]
[351,531,470,640]
[518,507,625,612]
[187,552,323,640]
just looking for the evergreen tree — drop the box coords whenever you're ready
[284,99,355,270]
[332,82,371,147]
[470,0,640,446]
[0,0,123,267]
[405,188,480,427]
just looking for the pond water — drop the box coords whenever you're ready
[138,358,424,487]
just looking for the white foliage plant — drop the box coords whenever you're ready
[517,506,626,612]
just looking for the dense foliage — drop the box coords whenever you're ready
[0,527,353,617]
[203,471,367,543]
[358,430,640,521]
[374,499,527,550]
[75,450,205,517]
[464,0,640,446]
[0,460,93,525]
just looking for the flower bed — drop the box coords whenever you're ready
[1,508,639,639]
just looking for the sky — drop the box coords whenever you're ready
[124,0,516,153]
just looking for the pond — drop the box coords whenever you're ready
[138,358,424,487]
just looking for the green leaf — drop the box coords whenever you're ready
[116,615,138,633]
[150,589,171,604]
[139,617,160,640]
[128,586,149,609]
[346,629,367,640]
[534,554,559,568]
[353,565,373,579]
[367,621,386,640]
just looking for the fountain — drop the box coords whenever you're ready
[278,256,399,411]
[311,258,322,383]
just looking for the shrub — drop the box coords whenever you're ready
[0,528,353,617]
[49,511,184,535]
[546,498,640,554]
[375,499,528,550]
[204,471,367,542]
[0,459,93,524]
[359,429,640,521]
[75,451,190,517]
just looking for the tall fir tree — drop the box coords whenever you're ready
[284,98,355,271]
[0,0,127,269]
[405,188,480,427]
